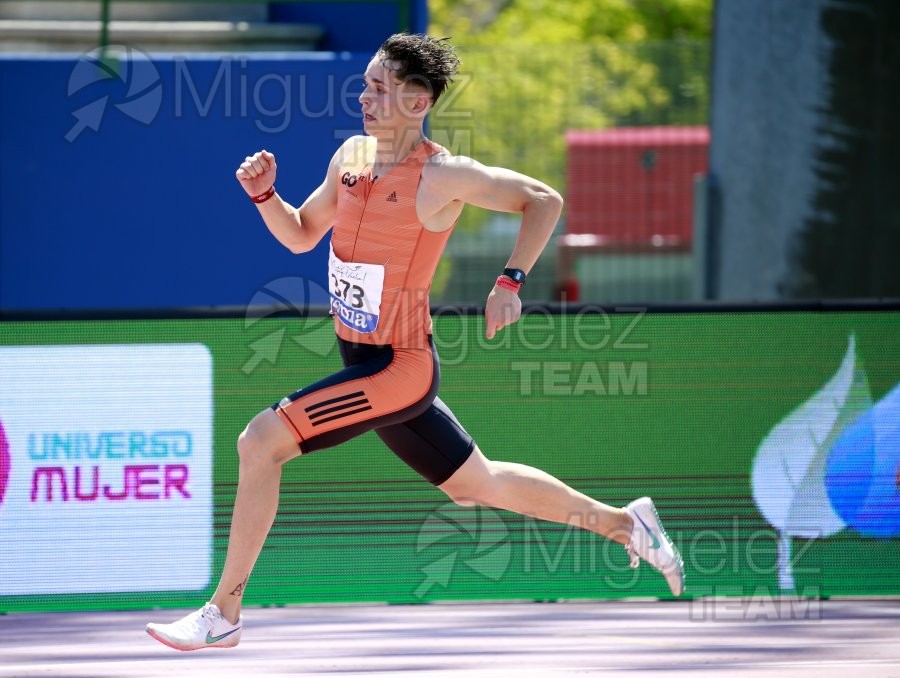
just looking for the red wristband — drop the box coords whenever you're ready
[250,185,276,204]
[495,275,522,293]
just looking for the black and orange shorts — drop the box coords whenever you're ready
[272,336,475,486]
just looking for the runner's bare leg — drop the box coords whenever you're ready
[439,446,634,545]
[209,408,300,624]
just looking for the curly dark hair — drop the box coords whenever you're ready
[376,33,460,103]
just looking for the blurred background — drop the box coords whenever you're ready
[1,0,896,310]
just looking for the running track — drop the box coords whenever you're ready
[2,599,899,677]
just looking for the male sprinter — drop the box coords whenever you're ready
[146,33,683,651]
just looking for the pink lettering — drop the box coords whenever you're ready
[30,467,69,502]
[164,464,190,499]
[103,470,129,500]
[30,465,191,502]
[132,464,160,500]
[74,465,99,501]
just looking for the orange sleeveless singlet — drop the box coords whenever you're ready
[272,137,466,453]
[329,137,453,349]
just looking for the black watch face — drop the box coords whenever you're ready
[505,269,526,283]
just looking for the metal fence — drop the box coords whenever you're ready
[428,40,711,303]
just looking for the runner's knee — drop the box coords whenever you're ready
[237,410,297,466]
[236,425,270,466]
[439,454,496,506]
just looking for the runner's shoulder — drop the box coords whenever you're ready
[423,152,482,179]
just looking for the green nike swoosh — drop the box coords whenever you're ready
[206,627,240,644]
[635,514,661,549]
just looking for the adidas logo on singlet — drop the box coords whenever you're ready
[386,191,398,202]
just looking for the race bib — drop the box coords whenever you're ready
[328,244,385,333]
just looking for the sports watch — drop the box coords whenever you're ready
[502,268,527,285]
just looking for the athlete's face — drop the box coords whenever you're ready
[359,57,431,135]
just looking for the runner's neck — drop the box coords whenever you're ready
[371,132,426,180]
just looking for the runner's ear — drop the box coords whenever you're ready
[411,93,431,114]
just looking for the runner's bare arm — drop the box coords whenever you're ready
[426,155,563,273]
[425,156,563,339]
[236,145,343,254]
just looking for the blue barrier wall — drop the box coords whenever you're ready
[0,52,372,310]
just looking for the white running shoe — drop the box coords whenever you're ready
[146,602,242,651]
[624,497,685,596]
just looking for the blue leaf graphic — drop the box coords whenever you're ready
[826,383,900,538]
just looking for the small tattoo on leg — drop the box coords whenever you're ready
[230,574,249,597]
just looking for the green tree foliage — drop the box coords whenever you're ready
[430,0,712,42]
[428,0,712,227]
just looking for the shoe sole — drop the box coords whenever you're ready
[146,625,240,651]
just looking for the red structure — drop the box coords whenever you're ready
[558,126,709,300]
